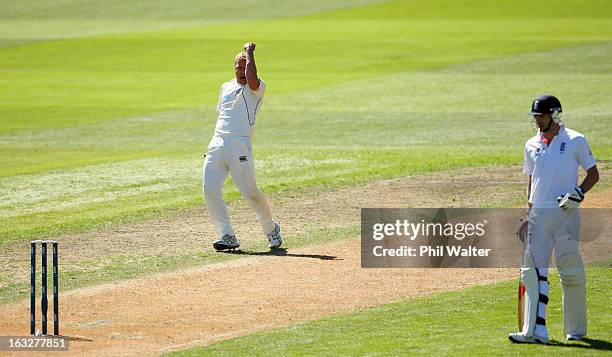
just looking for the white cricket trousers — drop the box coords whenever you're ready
[203,135,275,238]
[526,207,581,268]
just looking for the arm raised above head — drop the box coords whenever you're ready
[243,42,260,91]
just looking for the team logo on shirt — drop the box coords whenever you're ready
[535,147,543,156]
[560,142,566,153]
[222,88,242,101]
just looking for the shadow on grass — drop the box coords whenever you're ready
[547,337,612,351]
[217,248,340,261]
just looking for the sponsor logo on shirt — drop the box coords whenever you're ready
[239,155,247,162]
[222,87,242,101]
[560,142,566,154]
[535,147,544,156]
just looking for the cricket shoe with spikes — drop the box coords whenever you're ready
[508,332,549,345]
[213,234,240,251]
[566,334,584,341]
[267,222,282,249]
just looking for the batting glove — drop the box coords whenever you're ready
[515,212,529,245]
[557,187,584,210]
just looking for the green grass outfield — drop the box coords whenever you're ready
[167,265,612,356]
[1,0,612,243]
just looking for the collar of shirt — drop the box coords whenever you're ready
[231,78,245,87]
[538,124,568,145]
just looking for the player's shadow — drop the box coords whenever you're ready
[546,338,611,351]
[220,248,340,261]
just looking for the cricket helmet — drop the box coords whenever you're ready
[529,95,562,122]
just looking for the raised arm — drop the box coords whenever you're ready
[243,42,260,91]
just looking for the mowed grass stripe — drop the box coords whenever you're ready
[1,0,611,133]
[166,267,612,356]
[0,0,383,46]
[316,0,612,20]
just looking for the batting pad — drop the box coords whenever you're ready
[557,253,587,337]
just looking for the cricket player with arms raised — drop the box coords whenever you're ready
[203,42,282,251]
[509,95,599,344]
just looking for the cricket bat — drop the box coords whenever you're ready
[518,281,525,329]
[516,214,529,330]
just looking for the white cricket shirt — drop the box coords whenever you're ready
[214,79,265,137]
[524,125,597,208]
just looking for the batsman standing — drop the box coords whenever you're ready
[203,42,282,251]
[509,95,599,344]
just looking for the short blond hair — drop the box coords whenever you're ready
[234,52,247,64]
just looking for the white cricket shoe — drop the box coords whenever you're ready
[566,334,584,341]
[267,222,282,249]
[213,234,240,251]
[508,332,549,345]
